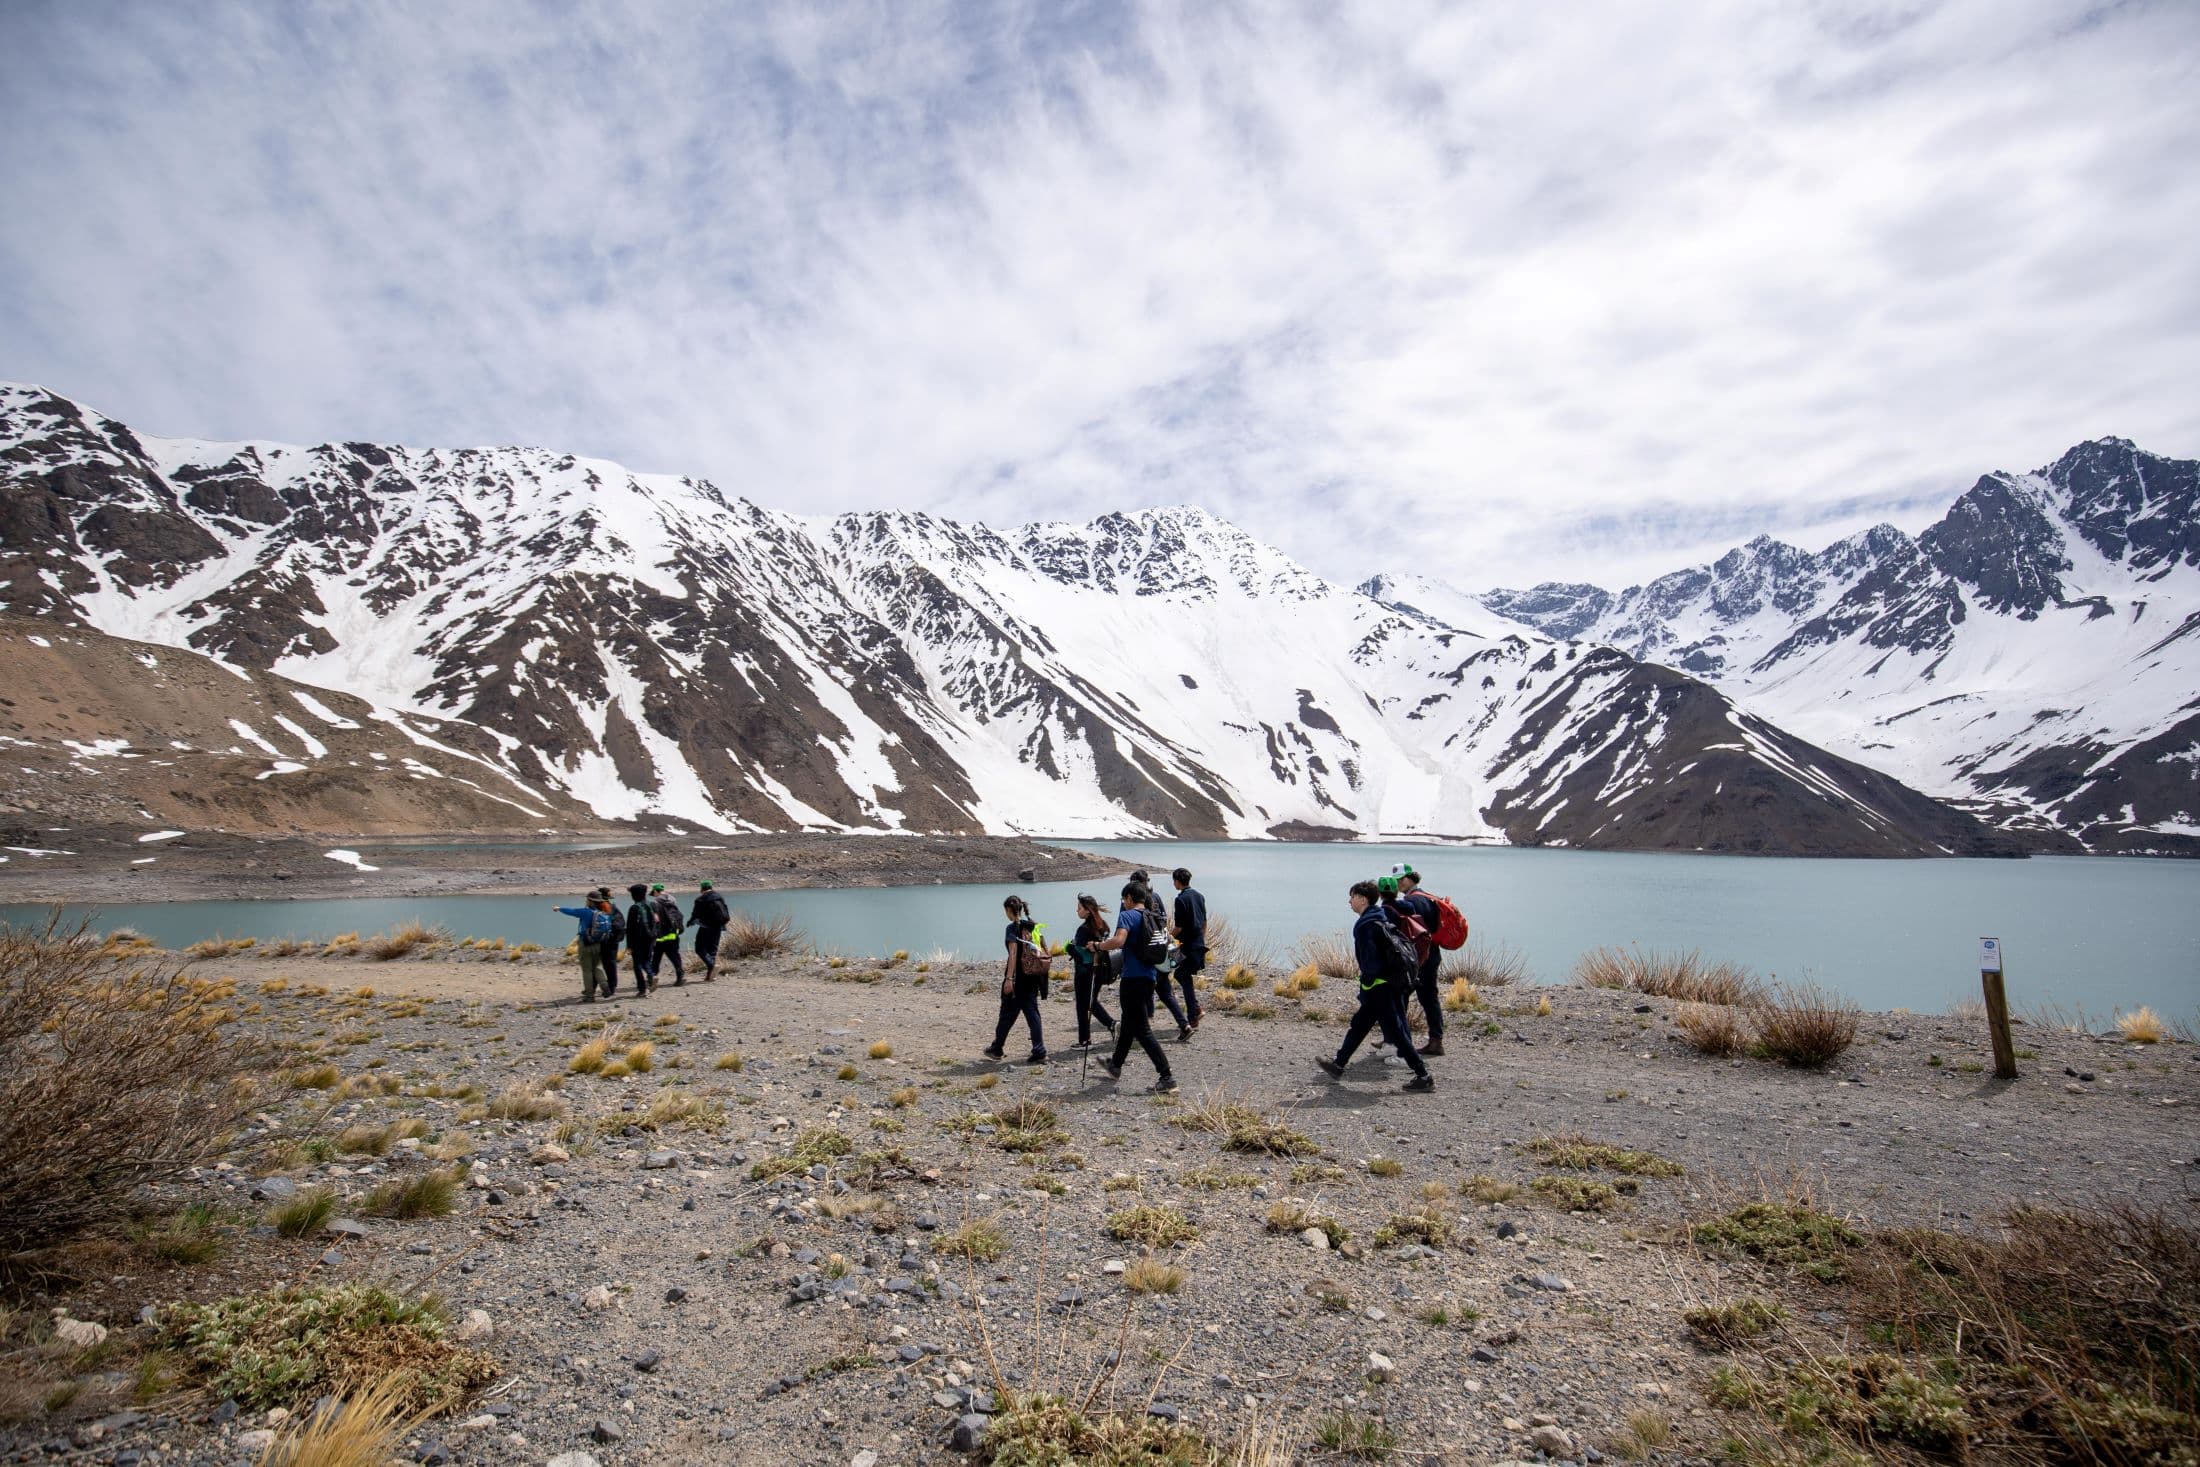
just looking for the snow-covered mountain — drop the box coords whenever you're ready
[0,383,2016,855]
[1455,441,2200,854]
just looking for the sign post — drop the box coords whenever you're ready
[1979,937,2017,1080]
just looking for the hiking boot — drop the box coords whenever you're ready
[674,978,686,987]
[1100,1059,1124,1081]
[1025,1050,1047,1065]
[1403,1072,1435,1092]
[1175,1026,1194,1044]
[1188,1011,1202,1031]
[1149,1074,1179,1093]
[1316,1057,1345,1079]
[1417,1040,1445,1058]
[982,1047,1006,1061]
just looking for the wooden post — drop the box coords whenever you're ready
[1979,937,2017,1080]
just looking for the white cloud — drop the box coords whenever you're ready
[2,0,2195,592]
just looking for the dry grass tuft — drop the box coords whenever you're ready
[1460,1174,1519,1204]
[1574,945,1760,1005]
[1442,977,1481,1012]
[361,1169,462,1220]
[1674,1001,1746,1056]
[359,921,447,962]
[568,1037,611,1075]
[255,1370,439,1467]
[1525,1133,1683,1177]
[0,920,263,1253]
[1266,1200,1348,1248]
[1122,1257,1185,1295]
[2115,1006,2166,1044]
[723,911,799,959]
[1169,1092,1320,1158]
[485,1081,563,1122]
[933,1217,1007,1262]
[1441,938,1528,987]
[623,1040,656,1073]
[867,1040,894,1059]
[1105,1204,1198,1248]
[1288,934,1358,980]
[1750,984,1861,1068]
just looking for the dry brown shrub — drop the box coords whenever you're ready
[1441,938,1527,987]
[0,919,264,1254]
[1574,945,1760,1005]
[1288,934,1358,980]
[359,921,447,962]
[257,1371,436,1467]
[1750,983,1860,1068]
[1675,1001,1747,1056]
[723,911,798,959]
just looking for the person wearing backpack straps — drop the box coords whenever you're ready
[1391,863,1445,1057]
[1092,881,1179,1092]
[686,879,729,983]
[1316,880,1433,1091]
[624,883,658,997]
[551,892,618,1003]
[1066,893,1117,1047]
[985,895,1047,1064]
[649,882,687,987]
[1128,869,1192,1040]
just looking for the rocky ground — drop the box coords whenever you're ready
[0,830,1118,903]
[4,940,2195,1467]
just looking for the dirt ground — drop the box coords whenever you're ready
[4,939,2195,1467]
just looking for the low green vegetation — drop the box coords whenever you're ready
[750,1127,853,1181]
[1104,1205,1198,1248]
[1693,1201,1862,1282]
[1524,1133,1684,1177]
[1684,1297,1786,1348]
[161,1282,496,1412]
[1529,1175,1620,1212]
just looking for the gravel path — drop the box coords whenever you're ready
[12,946,2196,1467]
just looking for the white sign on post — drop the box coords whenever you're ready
[1979,937,2002,973]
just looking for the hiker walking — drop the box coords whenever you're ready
[1317,880,1433,1091]
[985,895,1047,1064]
[1094,881,1178,1092]
[1066,893,1117,1047]
[551,892,619,1003]
[649,882,687,987]
[624,883,657,997]
[1392,863,1445,1057]
[687,879,729,983]
[1169,866,1207,1034]
[1128,869,1192,1040]
[592,885,622,997]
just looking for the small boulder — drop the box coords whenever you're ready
[546,1454,602,1467]
[531,1144,570,1165]
[582,1286,616,1313]
[949,1413,990,1453]
[454,1309,494,1343]
[1530,1424,1576,1456]
[250,1177,297,1201]
[236,1430,275,1454]
[1366,1351,1395,1383]
[642,1151,678,1170]
[52,1316,108,1350]
[1301,1227,1331,1251]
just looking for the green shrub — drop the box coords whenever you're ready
[161,1282,495,1411]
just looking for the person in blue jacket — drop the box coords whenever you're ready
[550,892,618,1003]
[1093,881,1178,1092]
[1316,880,1433,1091]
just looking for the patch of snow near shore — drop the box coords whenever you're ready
[324,849,380,871]
[138,830,186,843]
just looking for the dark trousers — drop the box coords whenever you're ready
[1411,952,1443,1042]
[597,942,621,995]
[991,977,1045,1056]
[1173,949,1206,1023]
[695,927,722,973]
[1151,965,1189,1030]
[630,945,654,994]
[1110,976,1171,1076]
[651,940,685,983]
[1337,981,1429,1077]
[1073,964,1115,1045]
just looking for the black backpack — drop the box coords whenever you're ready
[1133,908,1170,968]
[1373,912,1419,981]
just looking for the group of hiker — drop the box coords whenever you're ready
[551,879,733,1003]
[989,860,1462,1096]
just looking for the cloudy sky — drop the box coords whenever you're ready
[3,1,2195,590]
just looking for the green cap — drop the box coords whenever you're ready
[650,882,666,892]
[698,879,713,890]
[1376,875,1400,897]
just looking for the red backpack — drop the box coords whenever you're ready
[1426,894,1469,950]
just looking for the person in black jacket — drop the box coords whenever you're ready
[687,879,730,983]
[985,895,1046,1064]
[1128,869,1191,1040]
[1169,867,1207,1032]
[1316,880,1432,1091]
[1066,893,1116,1047]
[648,882,686,986]
[624,883,657,997]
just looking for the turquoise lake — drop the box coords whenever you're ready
[6,841,2195,1021]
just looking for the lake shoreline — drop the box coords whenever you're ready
[0,827,1125,904]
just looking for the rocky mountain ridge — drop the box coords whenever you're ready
[1450,439,2200,854]
[0,382,2017,855]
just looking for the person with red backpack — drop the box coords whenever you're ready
[1317,880,1432,1091]
[1390,863,1444,1056]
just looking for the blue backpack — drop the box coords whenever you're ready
[579,908,613,944]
